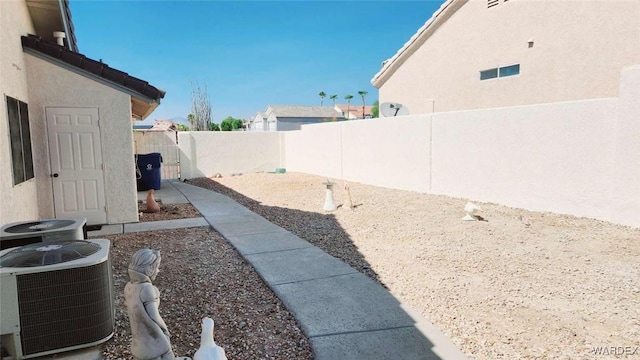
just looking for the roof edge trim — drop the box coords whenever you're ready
[371,0,467,88]
[58,0,77,52]
[23,48,158,104]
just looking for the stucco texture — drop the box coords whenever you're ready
[178,131,283,179]
[24,53,138,224]
[177,65,640,227]
[378,0,640,115]
[0,0,39,225]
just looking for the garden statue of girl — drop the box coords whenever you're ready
[125,249,176,360]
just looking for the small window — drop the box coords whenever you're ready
[480,64,520,80]
[6,96,34,185]
[480,68,498,80]
[499,64,520,77]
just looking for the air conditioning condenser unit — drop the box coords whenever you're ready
[0,239,114,359]
[0,218,87,251]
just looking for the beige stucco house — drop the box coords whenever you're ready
[335,104,373,119]
[250,105,345,131]
[372,0,640,114]
[1,0,165,226]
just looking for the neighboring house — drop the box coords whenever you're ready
[251,111,268,131]
[335,104,373,120]
[250,105,345,131]
[1,0,165,226]
[133,119,178,131]
[371,0,640,114]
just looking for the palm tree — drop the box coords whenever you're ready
[330,94,338,107]
[358,90,368,118]
[344,94,354,119]
[319,91,326,106]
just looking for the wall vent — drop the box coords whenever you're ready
[488,0,499,8]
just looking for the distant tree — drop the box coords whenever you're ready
[177,124,190,131]
[371,100,379,118]
[187,113,196,129]
[358,90,368,118]
[208,122,220,131]
[330,94,338,107]
[220,116,243,131]
[319,91,326,106]
[190,80,212,131]
[344,94,354,119]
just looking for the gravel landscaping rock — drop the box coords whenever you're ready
[95,227,313,360]
[186,172,640,360]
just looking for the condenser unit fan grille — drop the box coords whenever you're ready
[16,262,114,355]
[3,220,76,233]
[0,241,100,267]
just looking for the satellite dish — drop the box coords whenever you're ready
[380,102,409,117]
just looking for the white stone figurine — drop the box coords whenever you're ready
[125,249,176,360]
[462,202,482,221]
[194,317,227,360]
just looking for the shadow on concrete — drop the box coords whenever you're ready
[182,178,466,359]
[185,177,386,288]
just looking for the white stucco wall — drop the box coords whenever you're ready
[378,0,640,115]
[430,99,618,220]
[24,54,138,224]
[342,115,432,193]
[285,117,432,192]
[178,131,283,179]
[610,65,640,227]
[176,70,640,228]
[0,0,39,225]
[285,122,343,179]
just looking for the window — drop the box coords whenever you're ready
[499,64,520,77]
[480,68,498,80]
[6,96,34,185]
[480,64,520,80]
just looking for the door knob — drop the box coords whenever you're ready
[51,173,59,178]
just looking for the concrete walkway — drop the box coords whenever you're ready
[89,180,467,360]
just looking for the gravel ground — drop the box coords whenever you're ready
[185,172,640,360]
[137,202,201,222]
[94,226,313,360]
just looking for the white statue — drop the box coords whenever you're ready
[124,249,176,360]
[462,202,482,221]
[194,317,227,360]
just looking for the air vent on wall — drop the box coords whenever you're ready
[488,0,499,8]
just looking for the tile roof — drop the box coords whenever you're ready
[267,105,344,119]
[21,34,165,101]
[336,104,373,113]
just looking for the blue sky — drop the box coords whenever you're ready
[70,0,445,123]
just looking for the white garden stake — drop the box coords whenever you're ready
[323,180,337,211]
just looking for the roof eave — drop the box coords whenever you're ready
[23,47,161,119]
[371,0,467,88]
[25,0,78,52]
[132,97,161,120]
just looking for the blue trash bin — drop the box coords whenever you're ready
[136,153,162,191]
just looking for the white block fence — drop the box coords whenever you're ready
[175,66,640,228]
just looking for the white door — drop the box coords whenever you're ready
[46,108,107,225]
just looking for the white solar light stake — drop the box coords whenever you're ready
[323,181,337,211]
